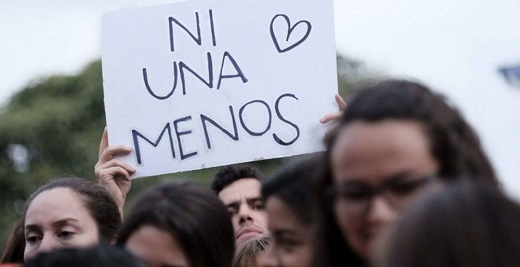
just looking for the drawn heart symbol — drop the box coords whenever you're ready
[270,14,312,53]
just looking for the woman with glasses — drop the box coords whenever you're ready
[314,79,500,266]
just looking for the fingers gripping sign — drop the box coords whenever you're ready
[95,128,136,215]
[320,94,347,124]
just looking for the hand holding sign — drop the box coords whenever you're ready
[95,128,134,213]
[270,14,312,53]
[319,94,347,124]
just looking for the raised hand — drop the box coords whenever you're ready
[94,128,135,216]
[319,93,347,124]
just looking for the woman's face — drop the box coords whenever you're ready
[125,225,189,267]
[24,187,99,260]
[330,120,438,261]
[259,197,313,267]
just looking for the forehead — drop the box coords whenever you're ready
[265,197,312,240]
[265,197,300,227]
[218,178,262,203]
[126,225,188,267]
[331,120,437,183]
[25,187,92,225]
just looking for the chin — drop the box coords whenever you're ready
[236,232,262,244]
[350,239,371,261]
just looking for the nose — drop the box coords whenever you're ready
[258,244,279,267]
[238,205,254,225]
[38,235,61,253]
[367,194,397,230]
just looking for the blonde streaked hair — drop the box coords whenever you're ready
[233,236,270,267]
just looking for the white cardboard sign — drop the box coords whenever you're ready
[101,0,337,178]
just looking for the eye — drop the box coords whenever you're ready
[389,179,428,195]
[26,232,42,244]
[227,206,238,216]
[274,236,299,253]
[339,184,372,201]
[57,231,75,240]
[252,200,265,210]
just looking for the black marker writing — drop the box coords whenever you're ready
[142,51,247,99]
[169,10,217,52]
[273,93,300,145]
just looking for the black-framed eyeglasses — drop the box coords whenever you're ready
[326,173,436,214]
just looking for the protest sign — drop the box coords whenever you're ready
[102,0,337,178]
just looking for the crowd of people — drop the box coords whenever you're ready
[2,79,520,267]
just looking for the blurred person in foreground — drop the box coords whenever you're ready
[375,181,520,267]
[23,244,143,267]
[116,180,235,267]
[315,79,500,266]
[258,154,322,267]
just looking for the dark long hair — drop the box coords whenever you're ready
[1,218,25,263]
[24,245,144,267]
[328,79,497,183]
[116,180,235,267]
[314,79,500,266]
[380,181,520,267]
[261,154,323,226]
[264,154,340,266]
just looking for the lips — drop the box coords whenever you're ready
[358,226,387,260]
[236,226,263,240]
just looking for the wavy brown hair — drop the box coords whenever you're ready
[379,181,520,267]
[314,79,500,266]
[117,180,235,267]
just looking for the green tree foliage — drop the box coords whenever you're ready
[336,53,380,95]
[0,54,378,252]
[0,61,107,244]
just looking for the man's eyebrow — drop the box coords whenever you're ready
[246,197,264,203]
[225,201,240,208]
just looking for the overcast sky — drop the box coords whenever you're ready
[1,0,519,198]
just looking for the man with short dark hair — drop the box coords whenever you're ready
[211,165,267,245]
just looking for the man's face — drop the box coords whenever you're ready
[218,178,267,245]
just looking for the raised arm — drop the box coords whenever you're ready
[94,128,135,216]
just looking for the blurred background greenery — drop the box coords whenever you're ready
[0,54,378,251]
